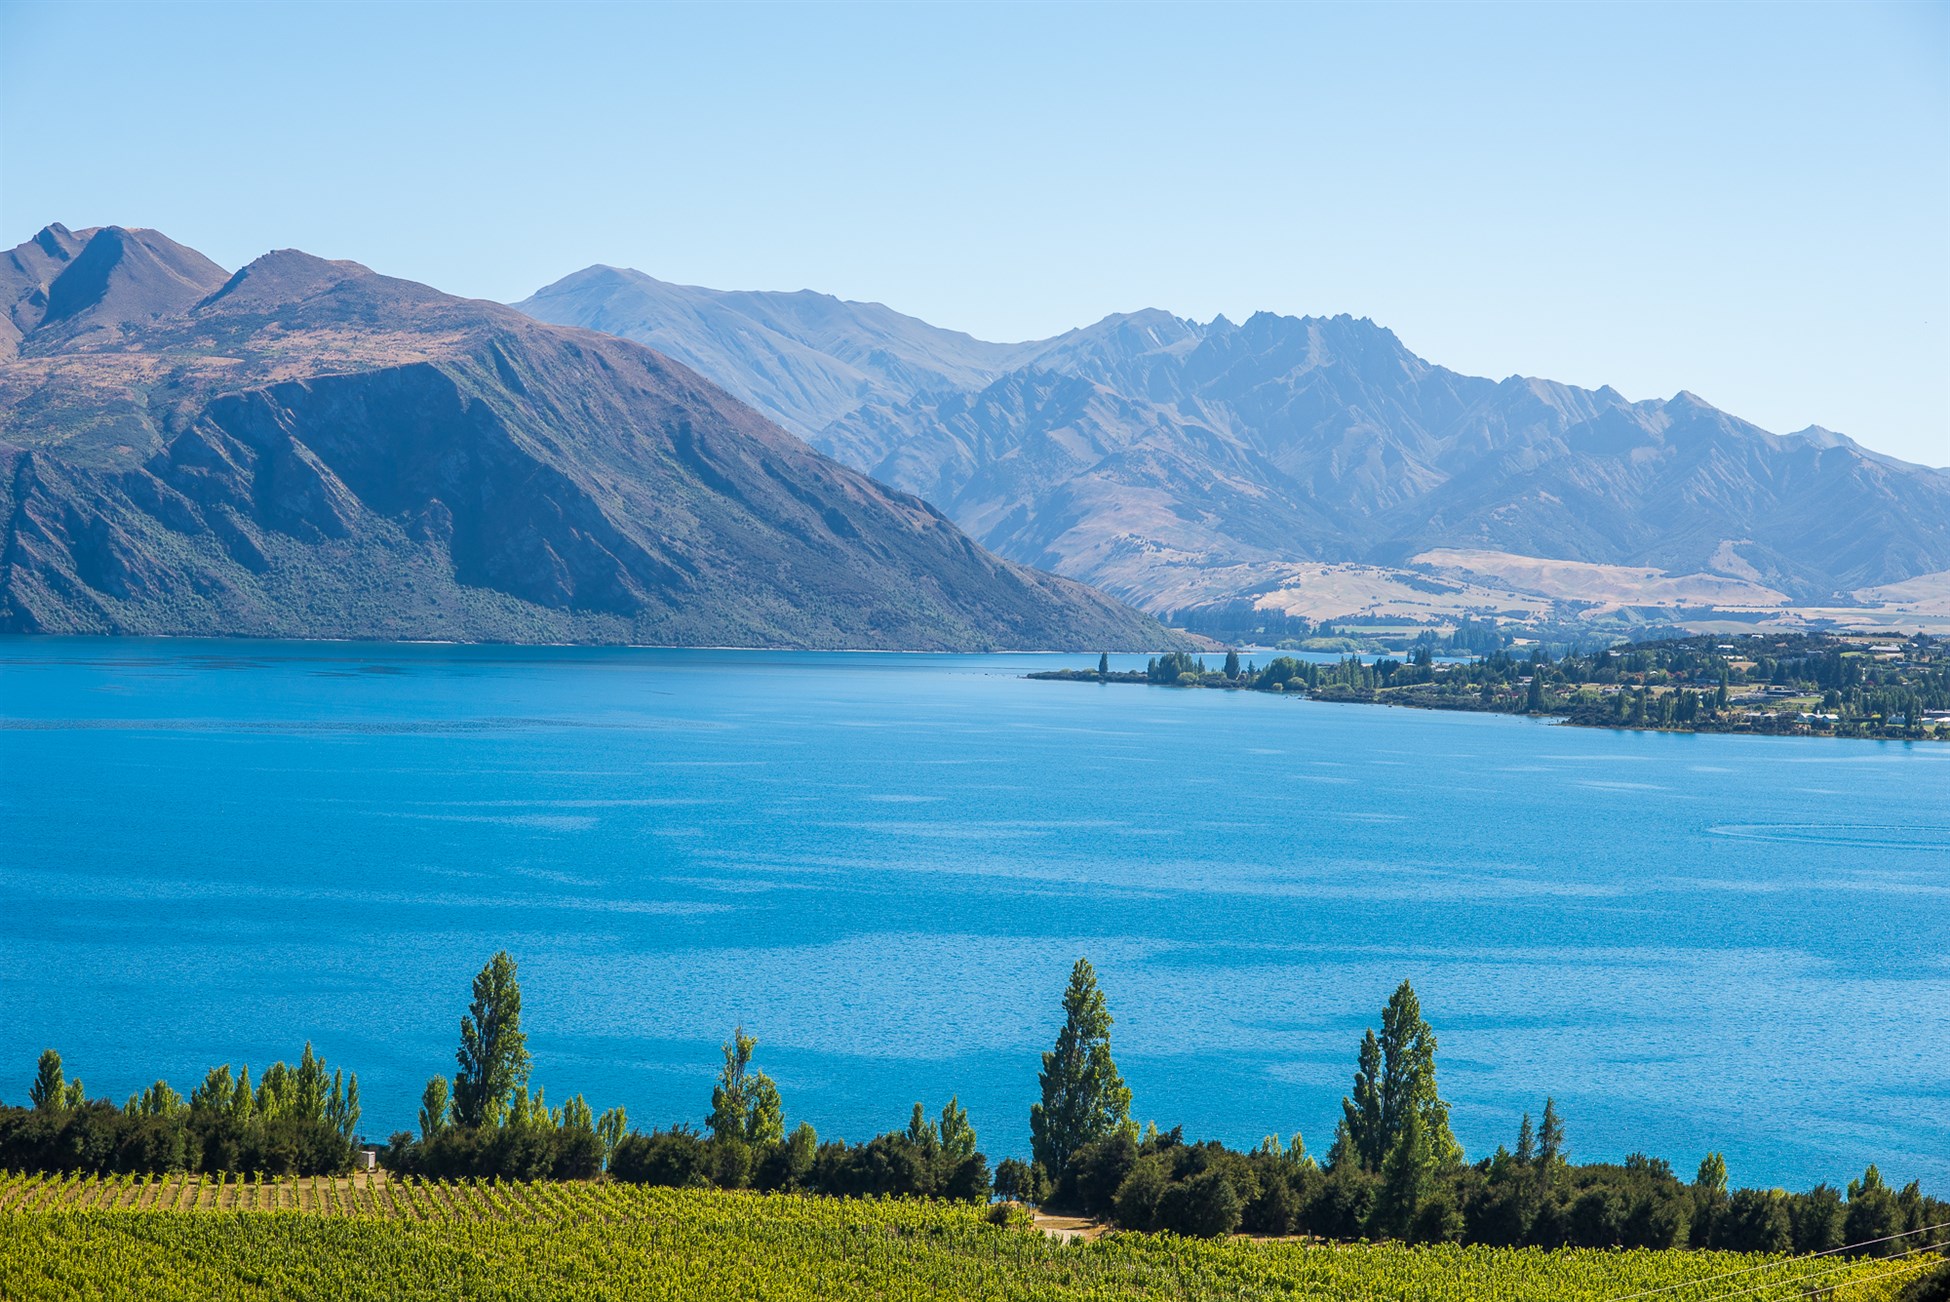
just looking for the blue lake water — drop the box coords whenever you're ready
[2,638,1946,1191]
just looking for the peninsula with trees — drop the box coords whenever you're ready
[1033,632,1950,742]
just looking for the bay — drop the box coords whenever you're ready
[1,638,1945,1190]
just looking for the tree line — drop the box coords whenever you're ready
[1000,963,1947,1253]
[6,953,1944,1256]
[0,1044,360,1176]
[383,956,991,1202]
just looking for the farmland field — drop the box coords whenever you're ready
[0,1172,1938,1301]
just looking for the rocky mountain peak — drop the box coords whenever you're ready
[14,224,229,343]
[515,266,1950,609]
[0,226,1179,652]
[32,223,87,260]
[205,249,370,310]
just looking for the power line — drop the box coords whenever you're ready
[1696,1238,1946,1302]
[1606,1219,1950,1301]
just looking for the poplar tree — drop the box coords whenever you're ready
[453,951,530,1129]
[1098,653,1110,677]
[1339,980,1461,1173]
[292,1044,329,1122]
[28,1050,63,1111]
[938,1096,977,1163]
[229,1067,253,1122]
[128,1080,183,1117]
[420,1076,450,1138]
[1029,958,1132,1174]
[189,1065,236,1115]
[326,1069,361,1139]
[708,1026,783,1147]
[1692,1150,1730,1245]
[597,1107,628,1167]
[1341,1030,1386,1169]
[1370,1102,1437,1238]
[907,1102,939,1153]
[1538,1097,1564,1168]
[1515,1112,1536,1165]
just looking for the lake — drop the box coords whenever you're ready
[2,638,1945,1191]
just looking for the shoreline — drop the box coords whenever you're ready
[1025,672,1947,744]
[1026,631,1950,745]
[0,632,1189,657]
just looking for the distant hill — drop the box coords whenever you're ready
[516,266,1038,439]
[0,224,1181,650]
[519,272,1950,619]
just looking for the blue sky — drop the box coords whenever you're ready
[2,0,1945,464]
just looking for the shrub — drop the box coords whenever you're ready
[1066,1132,1138,1216]
[1310,1164,1377,1240]
[1242,1167,1303,1237]
[1788,1184,1845,1254]
[1157,1169,1241,1238]
[1113,1156,1171,1231]
[1410,1188,1464,1244]
[609,1128,712,1188]
[992,1157,1044,1204]
[1569,1187,1625,1248]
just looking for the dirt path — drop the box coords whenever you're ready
[1032,1212,1106,1243]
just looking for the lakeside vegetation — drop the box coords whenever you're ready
[1002,965,1947,1259]
[2,1044,362,1178]
[5,952,1944,1291]
[1033,632,1950,741]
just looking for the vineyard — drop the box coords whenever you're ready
[0,1172,1941,1300]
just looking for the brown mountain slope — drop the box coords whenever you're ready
[0,226,1181,650]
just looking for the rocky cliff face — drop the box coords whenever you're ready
[0,226,1180,650]
[520,271,1950,613]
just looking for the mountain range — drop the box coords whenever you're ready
[519,267,1950,622]
[0,224,1179,650]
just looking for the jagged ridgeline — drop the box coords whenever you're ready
[0,224,1181,650]
[518,267,1950,615]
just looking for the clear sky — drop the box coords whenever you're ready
[2,0,1945,464]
